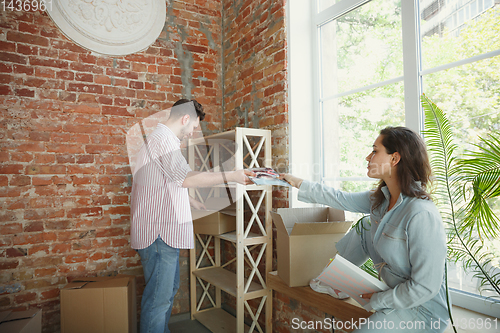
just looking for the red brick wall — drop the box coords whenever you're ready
[0,1,337,332]
[220,1,342,331]
[220,0,290,328]
[222,0,289,192]
[274,291,350,333]
[0,1,223,332]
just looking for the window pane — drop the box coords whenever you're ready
[320,0,403,97]
[423,54,500,298]
[422,55,500,154]
[421,2,499,70]
[470,1,477,18]
[322,83,405,182]
[318,0,337,13]
[448,255,500,298]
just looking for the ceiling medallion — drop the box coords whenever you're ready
[46,0,166,56]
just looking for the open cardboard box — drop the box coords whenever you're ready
[192,197,237,235]
[270,207,352,287]
[0,308,41,333]
[60,274,137,333]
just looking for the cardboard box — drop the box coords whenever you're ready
[270,207,352,287]
[192,197,237,235]
[0,308,41,333]
[60,275,137,333]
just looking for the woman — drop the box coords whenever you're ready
[282,126,450,332]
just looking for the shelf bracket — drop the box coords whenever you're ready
[244,244,267,292]
[244,191,267,238]
[244,295,267,333]
[196,277,216,311]
[196,234,215,268]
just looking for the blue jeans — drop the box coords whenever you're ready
[137,236,180,333]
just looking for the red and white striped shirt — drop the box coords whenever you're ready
[130,124,194,249]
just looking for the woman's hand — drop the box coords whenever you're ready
[280,173,303,189]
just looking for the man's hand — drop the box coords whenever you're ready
[279,173,303,189]
[229,169,255,185]
[189,197,206,210]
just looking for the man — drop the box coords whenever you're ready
[130,99,253,333]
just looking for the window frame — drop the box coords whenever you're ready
[288,0,500,318]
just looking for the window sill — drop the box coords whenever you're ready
[268,272,499,332]
[444,306,499,332]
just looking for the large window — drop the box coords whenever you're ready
[420,0,500,306]
[319,0,405,224]
[310,0,500,317]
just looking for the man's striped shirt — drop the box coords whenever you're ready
[130,124,193,249]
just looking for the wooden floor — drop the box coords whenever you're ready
[170,314,211,333]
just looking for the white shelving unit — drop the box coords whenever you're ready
[188,127,272,333]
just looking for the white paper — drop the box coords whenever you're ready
[316,254,389,311]
[248,168,291,187]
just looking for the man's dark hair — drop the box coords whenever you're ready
[171,99,205,121]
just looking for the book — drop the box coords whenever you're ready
[316,254,389,311]
[248,168,292,187]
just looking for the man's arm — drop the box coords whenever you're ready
[182,169,255,188]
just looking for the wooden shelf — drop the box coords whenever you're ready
[193,267,263,297]
[190,130,237,144]
[267,271,371,324]
[191,183,269,191]
[219,232,269,246]
[190,128,272,332]
[190,127,274,145]
[194,308,249,333]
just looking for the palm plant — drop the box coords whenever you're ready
[353,216,379,279]
[421,93,500,329]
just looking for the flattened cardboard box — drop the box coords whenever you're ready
[60,275,137,333]
[192,197,237,235]
[0,308,41,333]
[270,207,352,287]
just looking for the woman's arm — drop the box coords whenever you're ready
[298,180,372,214]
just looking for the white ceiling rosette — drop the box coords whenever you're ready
[46,0,166,56]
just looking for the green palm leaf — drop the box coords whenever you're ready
[457,134,500,238]
[421,94,500,307]
[421,93,461,219]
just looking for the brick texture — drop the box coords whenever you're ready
[220,0,290,329]
[1,0,296,332]
[0,2,224,332]
[222,0,289,206]
[274,291,349,333]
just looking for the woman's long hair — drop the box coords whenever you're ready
[371,126,432,210]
